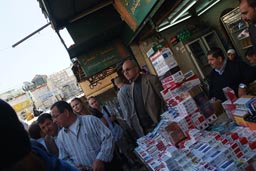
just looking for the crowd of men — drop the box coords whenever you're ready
[1,57,167,171]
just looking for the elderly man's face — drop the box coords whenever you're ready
[122,60,139,81]
[51,106,68,128]
[240,0,256,24]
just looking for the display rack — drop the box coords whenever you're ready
[221,7,252,58]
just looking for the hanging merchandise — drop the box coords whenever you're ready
[221,7,253,58]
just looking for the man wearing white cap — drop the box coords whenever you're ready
[227,49,241,61]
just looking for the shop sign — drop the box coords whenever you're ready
[77,40,129,77]
[12,100,31,112]
[114,0,158,31]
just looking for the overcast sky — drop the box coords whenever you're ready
[0,0,73,93]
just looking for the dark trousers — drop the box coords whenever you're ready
[106,147,123,171]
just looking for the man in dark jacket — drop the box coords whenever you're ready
[207,47,256,101]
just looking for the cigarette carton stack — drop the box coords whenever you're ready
[222,87,256,129]
[135,124,256,171]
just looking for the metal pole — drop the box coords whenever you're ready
[56,31,68,51]
[12,22,51,48]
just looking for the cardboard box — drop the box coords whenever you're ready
[246,97,256,115]
[234,97,252,111]
[222,87,237,103]
[188,85,203,97]
[160,74,183,90]
[222,100,236,119]
[159,67,184,83]
[204,149,227,167]
[219,160,238,171]
[160,88,173,101]
[213,100,224,116]
[245,115,256,130]
[232,110,249,126]
[207,114,217,124]
[193,91,209,107]
[198,101,215,118]
[150,48,178,76]
[183,71,201,89]
[165,122,187,145]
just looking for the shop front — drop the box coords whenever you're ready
[130,0,241,87]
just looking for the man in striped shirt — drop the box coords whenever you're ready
[51,101,115,171]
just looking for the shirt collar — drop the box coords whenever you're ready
[134,74,142,83]
[215,59,227,75]
[64,117,80,136]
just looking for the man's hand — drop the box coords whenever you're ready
[76,164,92,171]
[109,115,116,122]
[238,87,247,97]
[92,159,105,171]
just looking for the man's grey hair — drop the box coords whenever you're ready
[123,59,138,67]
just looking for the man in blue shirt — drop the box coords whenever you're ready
[51,100,115,171]
[0,99,80,171]
[114,76,144,138]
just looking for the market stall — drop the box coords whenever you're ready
[133,46,256,171]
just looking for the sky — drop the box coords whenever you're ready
[0,0,73,94]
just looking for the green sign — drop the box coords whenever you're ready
[77,41,129,77]
[117,0,158,30]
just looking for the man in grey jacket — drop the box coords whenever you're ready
[122,59,166,135]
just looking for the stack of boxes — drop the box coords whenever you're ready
[135,45,256,171]
[232,97,251,126]
[147,45,217,126]
[135,127,256,170]
[147,45,218,145]
[222,86,256,130]
[150,47,184,82]
[160,77,217,133]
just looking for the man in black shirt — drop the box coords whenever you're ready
[207,47,256,101]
